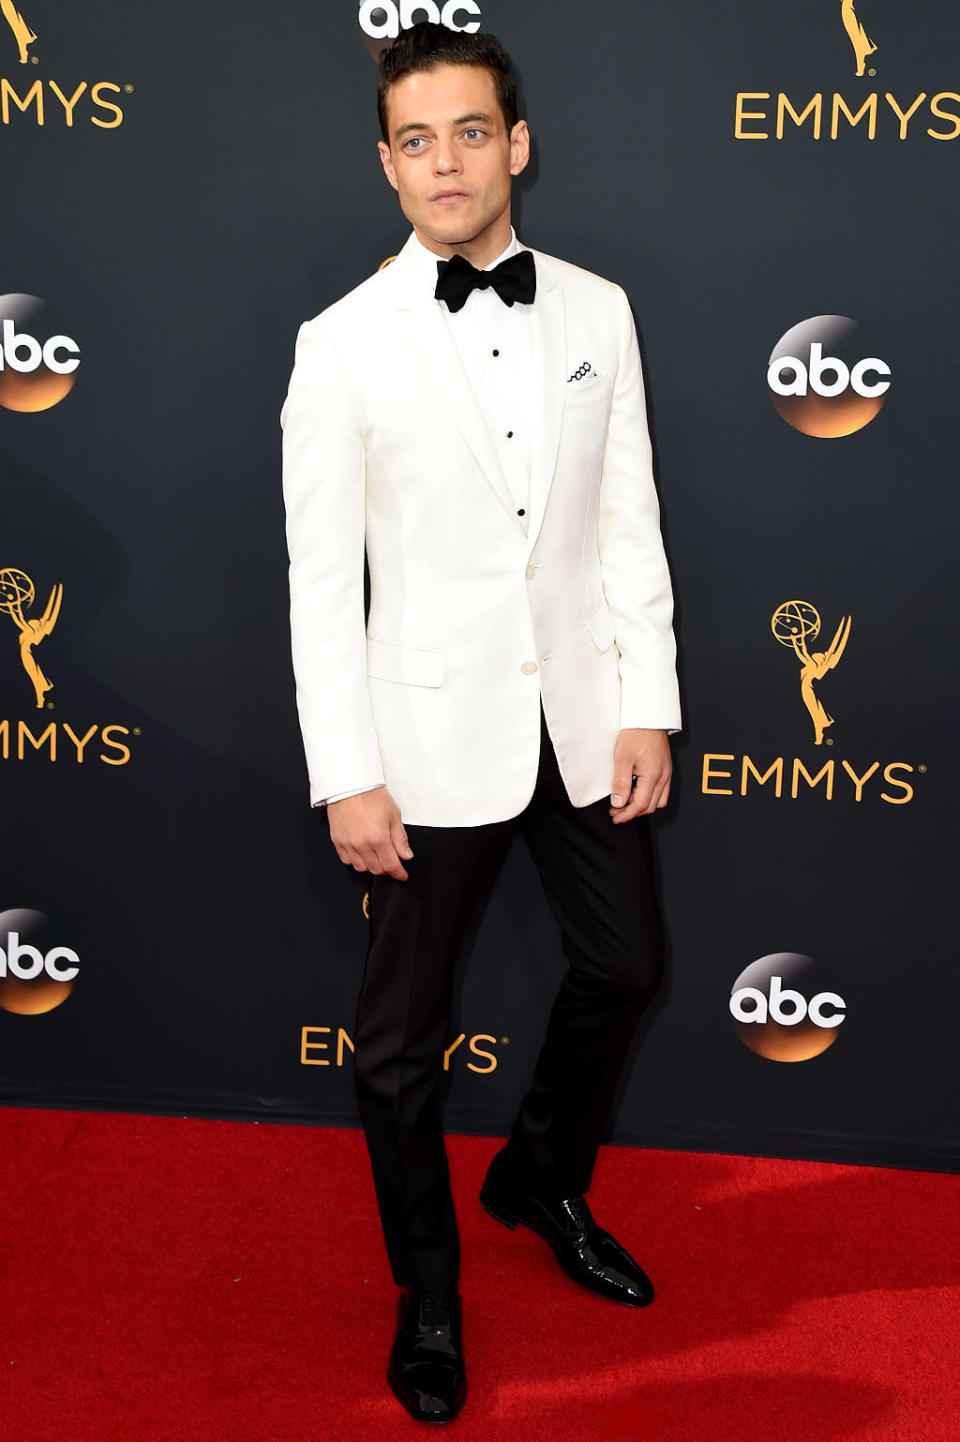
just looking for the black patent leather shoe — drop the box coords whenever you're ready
[387,1285,467,1424]
[479,1147,654,1308]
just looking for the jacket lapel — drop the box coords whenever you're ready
[524,254,567,557]
[387,238,519,525]
[384,239,568,544]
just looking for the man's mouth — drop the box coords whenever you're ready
[430,189,470,204]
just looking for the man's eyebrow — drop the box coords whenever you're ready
[393,112,495,139]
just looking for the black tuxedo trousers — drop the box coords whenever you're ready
[353,702,664,1290]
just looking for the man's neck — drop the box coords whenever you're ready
[413,214,514,270]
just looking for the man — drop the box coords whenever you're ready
[281,22,681,1425]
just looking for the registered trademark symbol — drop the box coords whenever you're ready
[918,764,927,773]
[868,67,876,77]
[826,737,833,746]
[124,84,134,93]
[46,700,54,710]
[31,55,38,64]
[500,1036,509,1045]
[133,727,141,735]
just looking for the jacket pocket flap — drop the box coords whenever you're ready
[585,604,616,652]
[366,637,445,687]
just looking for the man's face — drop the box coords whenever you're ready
[378,64,529,260]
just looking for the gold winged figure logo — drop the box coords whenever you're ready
[772,600,852,745]
[1,0,37,65]
[841,1,878,77]
[0,567,63,708]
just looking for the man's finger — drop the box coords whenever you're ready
[372,839,409,882]
[630,765,659,812]
[337,838,404,880]
[611,768,670,822]
[390,816,414,861]
[611,790,643,822]
[350,842,383,876]
[610,770,635,808]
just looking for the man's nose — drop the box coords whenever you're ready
[433,137,461,174]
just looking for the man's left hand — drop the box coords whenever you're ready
[609,728,672,822]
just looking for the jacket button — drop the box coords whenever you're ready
[521,661,538,675]
[525,564,536,580]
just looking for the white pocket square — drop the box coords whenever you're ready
[567,361,602,389]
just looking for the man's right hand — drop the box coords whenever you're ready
[326,786,414,881]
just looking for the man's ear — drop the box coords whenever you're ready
[378,140,399,193]
[509,119,530,178]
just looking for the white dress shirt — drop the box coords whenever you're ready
[319,228,535,808]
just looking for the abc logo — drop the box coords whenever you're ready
[767,315,890,438]
[0,909,79,1016]
[0,295,80,414]
[729,952,846,1062]
[359,1,481,58]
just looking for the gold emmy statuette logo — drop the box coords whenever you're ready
[841,1,878,78]
[1,0,36,65]
[772,600,851,745]
[733,3,960,142]
[0,566,62,708]
[700,600,917,806]
[1,10,129,131]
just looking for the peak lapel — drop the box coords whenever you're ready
[388,243,519,525]
[524,259,567,558]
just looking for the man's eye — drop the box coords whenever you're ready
[404,137,425,151]
[464,128,483,140]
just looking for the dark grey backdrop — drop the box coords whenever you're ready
[1,0,956,1171]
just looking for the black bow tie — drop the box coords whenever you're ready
[434,250,536,314]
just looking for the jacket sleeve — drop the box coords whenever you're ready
[597,288,682,733]
[281,319,385,805]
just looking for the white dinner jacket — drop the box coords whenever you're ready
[281,233,681,826]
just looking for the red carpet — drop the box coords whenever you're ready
[1,1107,957,1442]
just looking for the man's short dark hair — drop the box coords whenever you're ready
[377,23,519,142]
